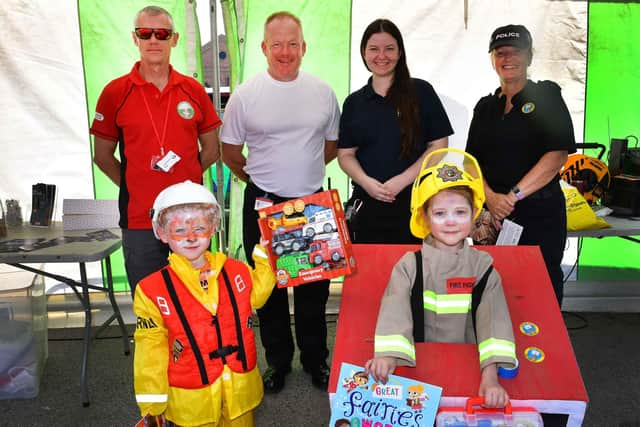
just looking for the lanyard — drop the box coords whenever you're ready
[140,86,173,156]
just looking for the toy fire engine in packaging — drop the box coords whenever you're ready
[258,189,356,287]
[436,397,543,427]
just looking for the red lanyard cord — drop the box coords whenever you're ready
[140,86,173,156]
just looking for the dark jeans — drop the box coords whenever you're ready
[121,229,169,294]
[243,181,330,371]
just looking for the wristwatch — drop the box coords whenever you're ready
[511,186,525,201]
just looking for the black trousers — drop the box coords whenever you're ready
[511,185,567,308]
[121,229,169,294]
[243,181,330,371]
[348,186,421,244]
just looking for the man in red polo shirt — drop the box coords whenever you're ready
[90,5,221,292]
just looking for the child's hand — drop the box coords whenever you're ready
[259,236,269,247]
[142,414,166,427]
[364,356,396,384]
[478,364,509,408]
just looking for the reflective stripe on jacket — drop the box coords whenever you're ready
[374,237,516,371]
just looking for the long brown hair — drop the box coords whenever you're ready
[360,19,420,159]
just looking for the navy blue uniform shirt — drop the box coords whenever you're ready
[339,78,453,189]
[466,79,576,194]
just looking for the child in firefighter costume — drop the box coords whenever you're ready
[133,181,275,427]
[365,149,517,408]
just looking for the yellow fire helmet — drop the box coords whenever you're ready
[560,154,610,204]
[410,148,485,239]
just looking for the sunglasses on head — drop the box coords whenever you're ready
[135,27,173,41]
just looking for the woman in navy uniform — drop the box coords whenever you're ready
[465,25,576,307]
[338,19,452,244]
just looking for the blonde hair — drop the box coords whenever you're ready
[157,203,219,229]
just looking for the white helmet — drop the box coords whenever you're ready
[150,180,220,238]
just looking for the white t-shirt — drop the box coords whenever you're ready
[220,71,340,197]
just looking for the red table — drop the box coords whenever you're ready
[329,244,588,426]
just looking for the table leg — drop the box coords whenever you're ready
[79,262,91,407]
[105,255,131,355]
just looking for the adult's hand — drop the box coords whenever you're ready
[382,174,407,198]
[485,187,515,221]
[381,137,449,199]
[363,176,395,203]
[338,147,395,202]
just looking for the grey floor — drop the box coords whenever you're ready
[1,297,640,426]
[0,318,336,427]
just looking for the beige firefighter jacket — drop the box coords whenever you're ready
[374,237,516,371]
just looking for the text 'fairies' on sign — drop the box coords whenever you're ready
[330,362,442,427]
[258,190,356,287]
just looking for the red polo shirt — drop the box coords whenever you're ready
[90,62,221,229]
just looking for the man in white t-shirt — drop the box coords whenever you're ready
[220,11,340,393]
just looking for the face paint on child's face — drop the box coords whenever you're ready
[167,215,214,243]
[425,190,473,252]
[158,210,215,269]
[428,206,472,225]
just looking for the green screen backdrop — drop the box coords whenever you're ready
[582,2,640,280]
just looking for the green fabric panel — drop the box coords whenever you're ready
[582,2,640,279]
[220,0,247,259]
[78,0,207,289]
[224,0,352,260]
[220,0,247,89]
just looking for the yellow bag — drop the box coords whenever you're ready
[560,180,610,231]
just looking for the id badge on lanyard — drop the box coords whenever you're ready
[142,87,181,173]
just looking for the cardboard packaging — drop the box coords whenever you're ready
[62,199,119,231]
[258,190,356,287]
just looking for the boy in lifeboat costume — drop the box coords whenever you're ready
[133,180,275,426]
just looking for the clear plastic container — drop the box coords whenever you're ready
[436,397,543,427]
[0,271,47,399]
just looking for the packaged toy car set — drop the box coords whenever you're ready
[258,190,356,287]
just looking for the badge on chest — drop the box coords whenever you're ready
[446,277,475,294]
